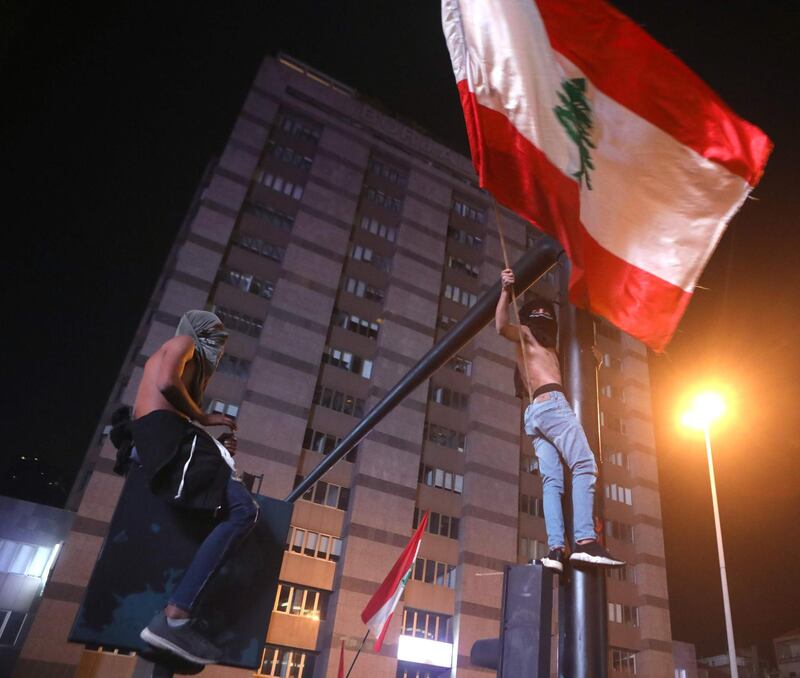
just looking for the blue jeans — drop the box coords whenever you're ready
[524,392,598,550]
[169,476,260,613]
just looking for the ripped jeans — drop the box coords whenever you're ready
[169,476,259,613]
[524,392,598,550]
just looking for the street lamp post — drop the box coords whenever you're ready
[682,392,739,678]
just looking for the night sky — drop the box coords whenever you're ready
[3,0,798,665]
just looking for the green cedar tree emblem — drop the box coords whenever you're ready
[553,77,596,190]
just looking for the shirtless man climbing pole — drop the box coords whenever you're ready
[496,269,624,574]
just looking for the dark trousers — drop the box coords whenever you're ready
[169,476,259,613]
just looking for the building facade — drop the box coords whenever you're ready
[774,629,800,678]
[16,54,673,677]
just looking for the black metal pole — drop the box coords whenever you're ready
[558,261,608,678]
[344,629,370,678]
[286,236,564,503]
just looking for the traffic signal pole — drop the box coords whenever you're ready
[558,265,608,678]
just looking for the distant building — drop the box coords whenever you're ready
[774,629,800,678]
[0,455,71,508]
[699,646,768,678]
[17,54,674,677]
[0,495,73,677]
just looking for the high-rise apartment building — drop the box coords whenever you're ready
[16,54,674,678]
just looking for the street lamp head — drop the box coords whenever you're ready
[681,390,726,431]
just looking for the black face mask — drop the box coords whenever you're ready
[526,317,558,348]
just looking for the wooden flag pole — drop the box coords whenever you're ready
[344,629,370,678]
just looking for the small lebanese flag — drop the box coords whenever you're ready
[360,511,429,652]
[337,640,345,678]
[442,0,772,351]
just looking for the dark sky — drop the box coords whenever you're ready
[3,0,798,665]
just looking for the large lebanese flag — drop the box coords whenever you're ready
[442,0,772,351]
[360,511,428,652]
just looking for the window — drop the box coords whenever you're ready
[274,583,327,620]
[605,483,633,506]
[0,539,53,577]
[343,276,385,303]
[414,508,459,540]
[519,493,544,518]
[321,346,374,379]
[0,610,26,646]
[446,355,472,376]
[419,465,464,495]
[312,385,365,417]
[447,255,480,279]
[259,643,316,677]
[606,564,637,584]
[369,158,406,185]
[285,526,343,562]
[332,309,380,339]
[206,399,240,420]
[296,476,350,511]
[423,423,466,453]
[600,383,625,402]
[412,558,457,589]
[216,354,251,380]
[430,386,469,411]
[447,226,483,249]
[519,537,548,562]
[276,112,321,144]
[401,607,453,643]
[597,323,622,342]
[231,231,286,263]
[437,315,458,331]
[453,199,486,224]
[242,202,294,232]
[302,428,358,462]
[601,410,626,434]
[213,305,263,337]
[605,519,635,544]
[603,353,623,371]
[366,186,402,212]
[611,647,638,674]
[266,142,313,170]
[607,451,629,469]
[521,453,539,474]
[444,284,477,308]
[361,215,398,242]
[608,603,639,627]
[256,170,305,200]
[218,266,276,299]
[350,243,392,272]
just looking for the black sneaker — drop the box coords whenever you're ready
[539,548,565,574]
[569,541,626,568]
[140,613,222,665]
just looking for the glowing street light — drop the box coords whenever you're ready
[681,390,739,678]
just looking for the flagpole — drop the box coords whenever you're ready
[344,629,370,678]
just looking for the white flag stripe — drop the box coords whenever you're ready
[570,64,750,292]
[363,541,421,638]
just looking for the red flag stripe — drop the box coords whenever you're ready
[459,82,691,350]
[535,0,772,185]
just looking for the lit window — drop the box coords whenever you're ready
[258,643,316,677]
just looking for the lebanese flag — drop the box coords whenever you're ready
[360,511,428,652]
[442,0,772,351]
[337,640,345,678]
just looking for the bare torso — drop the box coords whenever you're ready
[514,326,562,395]
[133,342,201,420]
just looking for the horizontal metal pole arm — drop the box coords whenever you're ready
[286,236,564,503]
